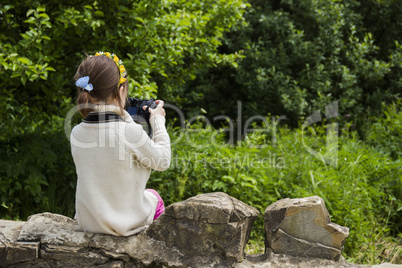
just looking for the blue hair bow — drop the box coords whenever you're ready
[75,76,93,92]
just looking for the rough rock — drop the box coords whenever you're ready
[146,192,260,263]
[0,220,26,243]
[0,220,39,267]
[2,193,259,267]
[264,196,349,261]
[13,213,191,267]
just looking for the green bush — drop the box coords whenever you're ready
[0,132,76,220]
[366,100,402,160]
[178,0,402,130]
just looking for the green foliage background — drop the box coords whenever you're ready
[0,0,401,265]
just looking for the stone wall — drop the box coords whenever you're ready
[0,193,374,267]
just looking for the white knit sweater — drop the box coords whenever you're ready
[70,105,171,236]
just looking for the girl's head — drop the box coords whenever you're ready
[74,52,128,117]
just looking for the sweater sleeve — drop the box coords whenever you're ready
[122,115,171,171]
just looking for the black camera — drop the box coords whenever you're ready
[125,97,157,136]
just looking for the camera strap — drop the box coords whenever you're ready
[84,112,124,124]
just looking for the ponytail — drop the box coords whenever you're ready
[76,90,97,118]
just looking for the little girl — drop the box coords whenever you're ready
[70,52,170,236]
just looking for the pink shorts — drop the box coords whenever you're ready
[145,189,165,220]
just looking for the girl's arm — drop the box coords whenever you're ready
[123,113,171,172]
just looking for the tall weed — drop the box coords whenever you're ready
[366,100,402,159]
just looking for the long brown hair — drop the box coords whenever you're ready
[74,55,128,117]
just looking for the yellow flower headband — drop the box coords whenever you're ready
[94,51,127,85]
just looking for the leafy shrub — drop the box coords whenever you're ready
[0,0,246,142]
[0,132,76,220]
[366,100,402,160]
[179,0,402,130]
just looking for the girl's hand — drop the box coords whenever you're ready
[143,100,166,117]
